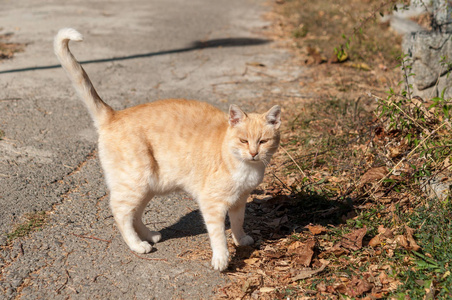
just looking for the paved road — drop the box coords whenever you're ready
[0,0,298,298]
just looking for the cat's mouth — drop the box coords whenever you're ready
[248,157,261,163]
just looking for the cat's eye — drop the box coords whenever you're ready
[240,139,248,144]
[259,140,268,144]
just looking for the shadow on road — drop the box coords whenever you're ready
[0,37,271,74]
[158,209,206,242]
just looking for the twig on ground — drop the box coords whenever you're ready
[281,145,307,178]
[71,233,111,243]
[56,269,70,294]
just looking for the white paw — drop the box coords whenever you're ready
[211,250,229,271]
[238,235,254,246]
[130,241,153,254]
[149,231,161,244]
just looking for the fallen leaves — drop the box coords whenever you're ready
[0,33,25,60]
[306,224,327,235]
[341,226,367,251]
[369,225,421,252]
[333,276,373,297]
[319,242,349,258]
[360,167,388,184]
[287,239,315,266]
[218,216,424,299]
[395,226,421,252]
[307,46,327,64]
[291,263,327,282]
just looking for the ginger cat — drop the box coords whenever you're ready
[54,28,281,271]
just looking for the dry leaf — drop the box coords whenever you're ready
[346,276,373,297]
[378,225,394,239]
[388,144,404,158]
[306,224,327,235]
[360,167,388,184]
[378,271,390,285]
[334,283,347,294]
[368,235,381,248]
[259,287,275,293]
[291,264,327,282]
[395,235,409,249]
[319,243,349,257]
[405,226,421,251]
[266,251,284,259]
[307,46,327,64]
[287,241,304,252]
[244,258,259,265]
[395,227,421,251]
[341,226,367,251]
[369,225,394,248]
[317,281,327,292]
[344,61,372,71]
[293,239,315,267]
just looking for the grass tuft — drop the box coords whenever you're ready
[6,211,48,241]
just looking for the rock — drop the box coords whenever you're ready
[401,0,452,100]
[389,16,426,35]
[422,174,452,201]
[402,31,452,99]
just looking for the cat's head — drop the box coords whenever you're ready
[227,104,281,165]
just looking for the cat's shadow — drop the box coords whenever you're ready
[158,209,206,242]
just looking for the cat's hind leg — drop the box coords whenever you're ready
[229,194,254,246]
[133,193,161,244]
[110,185,154,254]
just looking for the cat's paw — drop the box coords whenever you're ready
[149,231,161,244]
[211,250,229,271]
[130,241,153,254]
[237,235,254,246]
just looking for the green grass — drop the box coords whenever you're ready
[6,211,48,241]
[277,78,452,298]
[396,198,452,298]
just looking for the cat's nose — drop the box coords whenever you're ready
[250,151,258,158]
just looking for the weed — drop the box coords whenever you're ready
[6,211,48,241]
[292,25,308,38]
[278,0,402,65]
[394,197,452,297]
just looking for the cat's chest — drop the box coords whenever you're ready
[231,163,265,191]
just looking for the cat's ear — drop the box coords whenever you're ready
[265,105,281,129]
[229,104,247,127]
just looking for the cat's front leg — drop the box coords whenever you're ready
[229,195,254,246]
[199,200,229,271]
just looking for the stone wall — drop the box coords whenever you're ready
[403,32,452,99]
[402,0,452,100]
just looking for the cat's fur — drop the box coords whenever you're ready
[54,28,281,271]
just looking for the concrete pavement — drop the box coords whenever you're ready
[0,0,301,298]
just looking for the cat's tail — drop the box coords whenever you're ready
[54,28,114,128]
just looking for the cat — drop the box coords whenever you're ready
[54,28,281,271]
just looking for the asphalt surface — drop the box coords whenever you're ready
[0,0,300,298]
